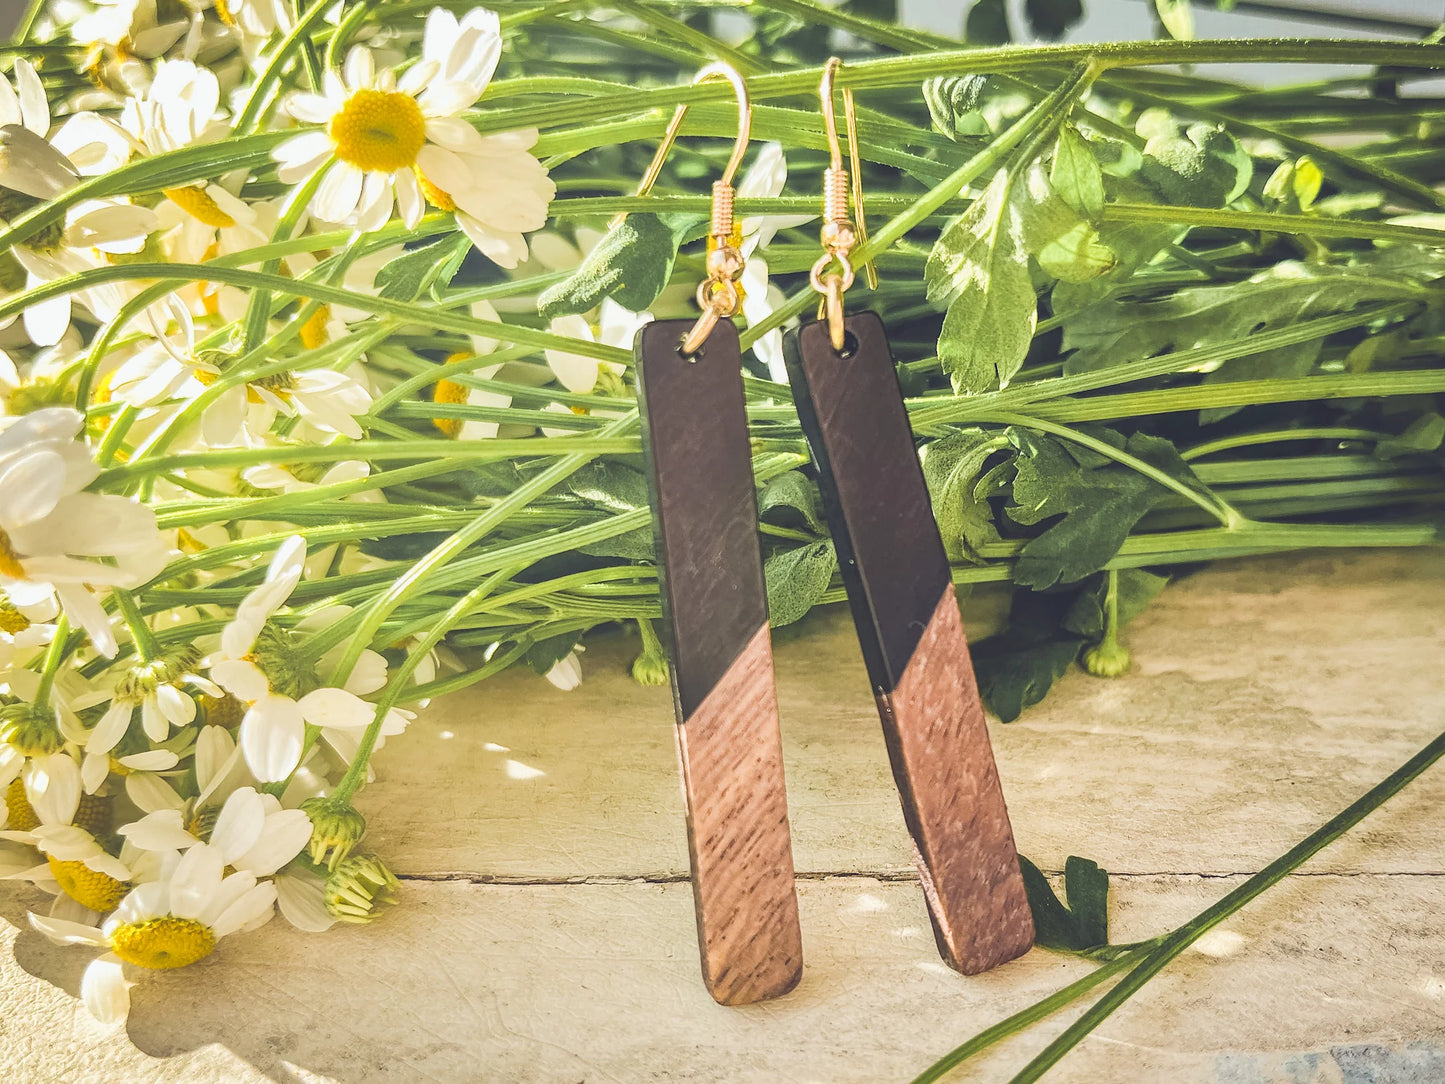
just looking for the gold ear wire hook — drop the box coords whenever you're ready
[813,58,876,353]
[611,64,752,357]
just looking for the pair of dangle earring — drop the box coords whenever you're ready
[630,60,1033,1007]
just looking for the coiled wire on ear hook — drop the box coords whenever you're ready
[811,57,877,354]
[614,63,753,358]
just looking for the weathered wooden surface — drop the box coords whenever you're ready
[3,549,1444,1082]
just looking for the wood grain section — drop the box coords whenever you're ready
[876,585,1035,975]
[677,622,803,1005]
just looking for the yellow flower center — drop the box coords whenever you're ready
[431,374,469,438]
[199,692,245,729]
[329,89,427,174]
[47,857,128,912]
[415,169,456,211]
[110,916,216,970]
[4,778,38,832]
[75,792,112,837]
[0,595,29,634]
[0,528,24,579]
[164,185,236,229]
[213,0,236,27]
[299,305,332,350]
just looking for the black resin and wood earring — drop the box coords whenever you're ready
[782,59,1034,975]
[632,64,802,1007]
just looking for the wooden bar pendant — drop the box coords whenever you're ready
[783,312,1035,975]
[635,318,804,1005]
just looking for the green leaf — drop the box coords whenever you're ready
[764,540,837,627]
[375,235,470,302]
[1063,569,1170,639]
[1018,855,1111,955]
[973,637,1080,722]
[1005,429,1198,589]
[928,171,1038,393]
[922,75,996,141]
[1154,0,1194,40]
[757,470,826,535]
[1139,121,1251,208]
[560,460,657,560]
[964,0,1011,44]
[1050,125,1105,222]
[1024,0,1083,40]
[1062,261,1432,377]
[920,429,1011,562]
[1063,856,1110,947]
[537,215,682,319]
[1377,413,1445,459]
[1017,166,1116,284]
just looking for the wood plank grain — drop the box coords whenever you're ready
[677,622,803,1005]
[877,585,1035,975]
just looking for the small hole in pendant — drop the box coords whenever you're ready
[675,337,700,363]
[835,331,860,359]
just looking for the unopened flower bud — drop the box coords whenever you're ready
[325,853,400,923]
[1082,639,1130,679]
[301,795,367,870]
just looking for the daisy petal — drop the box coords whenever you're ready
[81,955,130,1027]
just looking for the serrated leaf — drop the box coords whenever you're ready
[537,215,681,319]
[1050,125,1105,222]
[923,75,995,141]
[375,235,470,301]
[757,470,825,535]
[1063,569,1170,639]
[1024,0,1083,39]
[1005,429,1201,589]
[1018,166,1115,284]
[973,637,1080,722]
[1018,855,1111,955]
[921,429,1011,562]
[1139,122,1251,208]
[561,460,656,560]
[964,0,1011,44]
[1063,260,1433,377]
[764,540,837,627]
[928,171,1037,393]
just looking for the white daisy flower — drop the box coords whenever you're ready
[0,62,156,345]
[271,9,553,264]
[208,537,405,783]
[30,841,278,1025]
[120,785,312,878]
[545,299,649,394]
[213,0,291,38]
[0,409,167,657]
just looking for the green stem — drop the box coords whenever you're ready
[233,0,339,135]
[330,571,512,804]
[908,950,1145,1084]
[32,617,70,710]
[1007,726,1445,1083]
[111,590,158,663]
[1182,428,1395,460]
[11,0,45,44]
[322,412,638,685]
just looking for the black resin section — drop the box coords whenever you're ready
[783,312,952,694]
[636,318,769,720]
